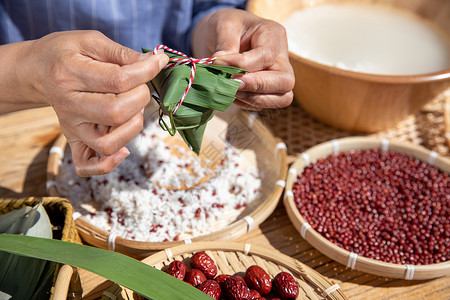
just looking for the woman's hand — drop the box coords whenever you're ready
[10,31,168,176]
[192,8,294,110]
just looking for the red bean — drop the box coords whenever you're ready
[293,149,449,265]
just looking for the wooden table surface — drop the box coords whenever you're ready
[0,107,448,300]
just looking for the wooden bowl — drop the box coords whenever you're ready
[103,241,348,300]
[284,137,450,280]
[247,0,450,132]
[47,109,287,259]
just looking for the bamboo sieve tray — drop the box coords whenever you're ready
[46,109,288,259]
[444,92,450,148]
[284,137,450,280]
[103,241,348,300]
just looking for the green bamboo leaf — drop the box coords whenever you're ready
[173,105,215,154]
[0,203,52,238]
[143,47,246,154]
[0,204,54,300]
[155,65,242,111]
[0,234,212,300]
[173,104,214,127]
[178,121,209,154]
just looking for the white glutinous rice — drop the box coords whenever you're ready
[56,119,261,242]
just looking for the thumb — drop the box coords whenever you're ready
[101,43,142,66]
[83,32,142,65]
[211,24,242,58]
[212,39,243,67]
[70,141,130,177]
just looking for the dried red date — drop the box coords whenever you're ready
[272,272,299,300]
[249,289,262,300]
[224,275,251,300]
[215,274,231,292]
[197,279,221,300]
[191,251,218,279]
[185,268,207,286]
[244,265,272,296]
[166,260,187,281]
[215,274,231,285]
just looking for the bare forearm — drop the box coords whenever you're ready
[0,41,48,114]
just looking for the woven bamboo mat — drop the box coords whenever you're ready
[260,89,450,163]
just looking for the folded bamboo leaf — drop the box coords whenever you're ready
[143,47,246,154]
[154,64,244,112]
[0,234,212,300]
[177,120,209,154]
[0,203,52,238]
[0,204,54,300]
[169,103,214,152]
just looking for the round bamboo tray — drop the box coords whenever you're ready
[102,241,348,300]
[284,137,450,280]
[444,91,450,148]
[47,109,288,258]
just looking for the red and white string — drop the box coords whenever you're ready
[153,45,216,114]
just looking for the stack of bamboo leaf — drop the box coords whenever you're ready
[0,203,55,299]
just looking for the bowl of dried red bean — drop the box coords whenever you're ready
[103,241,348,299]
[284,137,450,280]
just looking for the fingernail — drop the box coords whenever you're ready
[157,53,169,69]
[143,49,163,55]
[143,51,168,68]
[214,50,231,57]
[214,58,229,66]
[114,147,130,164]
[234,78,245,89]
[231,73,245,89]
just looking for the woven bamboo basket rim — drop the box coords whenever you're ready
[0,196,81,245]
[284,137,450,280]
[0,197,82,299]
[444,93,450,148]
[105,241,347,300]
[47,111,288,258]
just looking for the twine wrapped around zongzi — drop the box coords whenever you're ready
[143,45,247,154]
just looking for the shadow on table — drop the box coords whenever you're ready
[0,139,54,198]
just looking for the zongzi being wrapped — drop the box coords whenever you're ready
[143,45,247,154]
